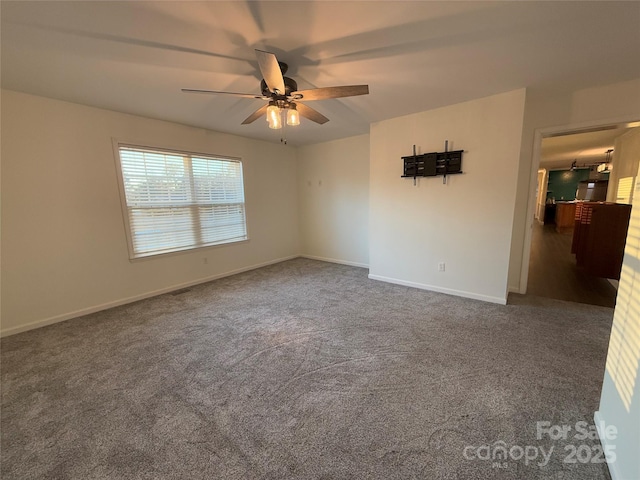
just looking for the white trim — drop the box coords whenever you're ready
[518,115,640,295]
[112,138,136,257]
[300,254,369,269]
[518,127,543,294]
[594,411,620,480]
[367,274,507,305]
[116,141,242,163]
[0,255,298,338]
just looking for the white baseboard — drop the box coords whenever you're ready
[368,274,507,305]
[3,257,504,337]
[594,411,620,480]
[300,254,369,269]
[0,255,298,338]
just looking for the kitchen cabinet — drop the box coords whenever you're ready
[555,202,577,234]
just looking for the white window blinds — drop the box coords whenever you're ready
[116,145,247,258]
[616,176,635,205]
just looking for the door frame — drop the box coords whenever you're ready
[518,116,640,294]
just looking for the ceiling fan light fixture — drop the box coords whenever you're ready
[287,104,300,126]
[184,49,369,132]
[267,102,282,129]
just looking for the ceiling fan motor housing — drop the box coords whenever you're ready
[261,77,298,98]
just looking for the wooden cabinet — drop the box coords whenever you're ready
[571,202,632,279]
[555,202,577,234]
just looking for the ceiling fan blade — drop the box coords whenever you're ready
[241,104,269,125]
[292,85,369,101]
[182,88,264,99]
[255,49,285,95]
[296,103,329,125]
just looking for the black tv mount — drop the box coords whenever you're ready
[402,140,463,185]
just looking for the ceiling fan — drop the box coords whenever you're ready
[182,49,369,130]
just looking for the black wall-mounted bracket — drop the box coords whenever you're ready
[402,140,463,185]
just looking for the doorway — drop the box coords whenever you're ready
[523,122,640,307]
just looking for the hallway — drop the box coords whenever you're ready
[527,222,618,308]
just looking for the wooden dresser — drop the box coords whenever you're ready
[571,202,632,279]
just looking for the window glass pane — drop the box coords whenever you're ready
[199,205,247,244]
[129,207,195,254]
[120,150,191,207]
[192,157,244,204]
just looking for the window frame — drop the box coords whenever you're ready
[112,140,249,261]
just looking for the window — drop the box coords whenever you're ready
[115,144,247,259]
[616,176,635,204]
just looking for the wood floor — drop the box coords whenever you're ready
[527,222,618,308]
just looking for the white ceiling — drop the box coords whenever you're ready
[2,1,639,146]
[540,126,638,171]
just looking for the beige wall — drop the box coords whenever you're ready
[596,159,640,480]
[369,89,526,304]
[1,90,299,336]
[297,135,369,267]
[508,78,640,292]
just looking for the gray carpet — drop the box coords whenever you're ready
[1,258,614,479]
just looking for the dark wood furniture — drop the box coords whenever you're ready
[571,202,632,279]
[544,204,557,225]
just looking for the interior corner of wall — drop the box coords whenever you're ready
[507,283,521,295]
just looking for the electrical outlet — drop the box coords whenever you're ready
[438,262,445,272]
